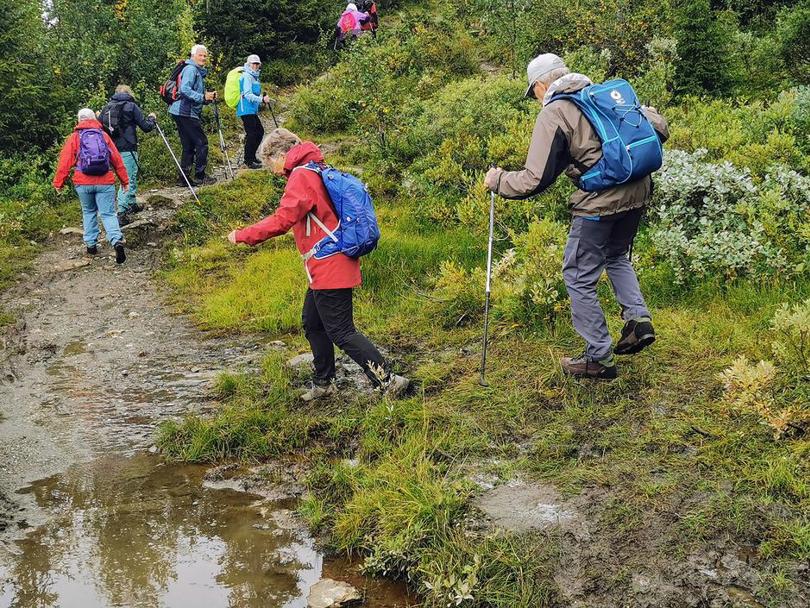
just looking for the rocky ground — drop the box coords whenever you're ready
[0,186,267,545]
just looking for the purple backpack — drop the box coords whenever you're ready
[77,128,111,176]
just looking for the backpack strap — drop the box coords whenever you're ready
[293,162,340,239]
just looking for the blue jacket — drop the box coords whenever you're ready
[169,60,208,119]
[236,65,263,117]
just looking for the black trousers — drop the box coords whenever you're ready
[302,288,388,387]
[241,114,264,165]
[172,114,208,178]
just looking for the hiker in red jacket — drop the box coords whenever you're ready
[226,128,409,401]
[54,108,130,264]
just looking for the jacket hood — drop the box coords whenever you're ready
[284,142,324,176]
[243,64,260,78]
[111,92,134,102]
[75,118,103,131]
[185,58,208,77]
[543,73,592,106]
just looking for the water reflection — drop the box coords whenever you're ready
[0,454,321,608]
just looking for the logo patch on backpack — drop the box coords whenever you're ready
[77,128,111,176]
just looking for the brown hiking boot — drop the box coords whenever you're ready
[560,353,617,380]
[615,318,656,355]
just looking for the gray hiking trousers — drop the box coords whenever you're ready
[562,207,651,361]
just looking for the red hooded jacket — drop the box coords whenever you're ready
[53,119,129,190]
[234,142,362,290]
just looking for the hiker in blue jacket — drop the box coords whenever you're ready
[237,54,271,169]
[168,44,218,186]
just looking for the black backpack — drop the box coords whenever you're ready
[159,61,186,105]
[100,100,127,137]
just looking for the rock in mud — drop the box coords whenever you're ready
[288,353,314,368]
[59,227,84,236]
[307,579,362,608]
[475,480,581,535]
[52,258,91,273]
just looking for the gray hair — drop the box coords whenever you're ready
[259,128,302,166]
[190,44,207,56]
[77,108,95,121]
[538,66,570,87]
[114,84,135,97]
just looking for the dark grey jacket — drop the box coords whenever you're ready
[100,92,156,153]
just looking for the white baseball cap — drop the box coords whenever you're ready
[525,53,567,98]
[247,54,261,65]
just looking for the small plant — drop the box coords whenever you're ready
[719,299,810,439]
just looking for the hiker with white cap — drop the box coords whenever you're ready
[237,54,272,169]
[484,53,670,380]
[335,2,370,49]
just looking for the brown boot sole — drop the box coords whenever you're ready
[615,333,656,356]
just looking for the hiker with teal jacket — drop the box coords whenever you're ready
[237,54,271,169]
[168,44,217,186]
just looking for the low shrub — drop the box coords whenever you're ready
[650,150,809,283]
[719,299,810,439]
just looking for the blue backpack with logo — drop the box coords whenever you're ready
[300,162,380,260]
[76,128,111,176]
[551,78,663,192]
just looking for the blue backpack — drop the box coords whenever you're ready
[550,79,663,192]
[300,162,380,260]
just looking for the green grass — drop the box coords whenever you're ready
[156,166,809,606]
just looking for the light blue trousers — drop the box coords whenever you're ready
[75,184,123,247]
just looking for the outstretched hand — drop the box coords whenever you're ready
[227,230,238,245]
[484,167,501,192]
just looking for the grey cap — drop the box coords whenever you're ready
[247,54,261,65]
[77,108,95,121]
[525,53,566,98]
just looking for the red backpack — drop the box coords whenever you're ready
[339,12,356,33]
[159,61,186,105]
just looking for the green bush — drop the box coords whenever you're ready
[651,150,809,283]
[665,91,809,176]
[776,1,810,85]
[674,0,735,96]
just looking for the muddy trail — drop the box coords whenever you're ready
[0,185,412,607]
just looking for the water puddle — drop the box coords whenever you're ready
[0,454,413,608]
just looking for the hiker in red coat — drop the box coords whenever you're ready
[358,1,379,37]
[226,128,409,401]
[53,108,130,264]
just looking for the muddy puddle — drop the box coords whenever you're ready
[0,454,412,608]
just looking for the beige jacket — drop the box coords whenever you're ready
[494,74,670,217]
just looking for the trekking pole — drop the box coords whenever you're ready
[213,100,236,180]
[479,187,496,387]
[263,92,279,128]
[154,121,200,204]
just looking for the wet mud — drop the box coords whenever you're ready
[0,189,414,607]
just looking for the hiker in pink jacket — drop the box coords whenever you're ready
[335,3,370,50]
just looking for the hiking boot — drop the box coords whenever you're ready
[560,353,617,380]
[86,245,98,255]
[178,172,198,187]
[196,174,217,186]
[114,242,126,265]
[300,381,337,402]
[129,202,144,214]
[245,161,263,170]
[118,209,133,227]
[381,374,410,398]
[614,318,656,356]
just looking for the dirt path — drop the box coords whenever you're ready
[0,186,265,544]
